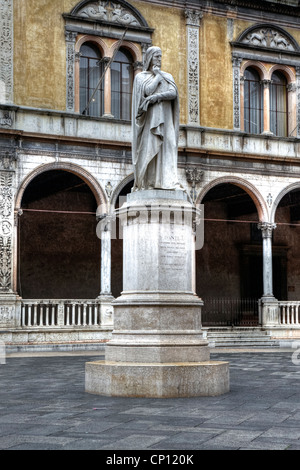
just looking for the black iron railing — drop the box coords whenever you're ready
[201,298,259,326]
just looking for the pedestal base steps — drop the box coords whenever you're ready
[85,360,230,398]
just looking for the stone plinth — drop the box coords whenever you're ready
[86,360,229,398]
[85,190,229,397]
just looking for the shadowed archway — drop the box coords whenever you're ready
[18,170,101,299]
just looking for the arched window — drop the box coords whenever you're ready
[80,42,104,117]
[244,67,263,134]
[111,49,134,120]
[270,71,288,137]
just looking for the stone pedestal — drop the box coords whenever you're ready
[85,190,229,397]
[0,294,21,328]
[260,296,280,327]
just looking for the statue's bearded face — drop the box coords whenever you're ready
[151,51,162,69]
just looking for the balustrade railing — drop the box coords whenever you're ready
[279,301,300,326]
[21,300,104,328]
[20,299,300,329]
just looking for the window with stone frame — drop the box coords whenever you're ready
[63,0,152,118]
[231,24,300,137]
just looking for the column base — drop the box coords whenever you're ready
[85,360,230,398]
[97,294,114,327]
[260,296,279,327]
[261,131,274,136]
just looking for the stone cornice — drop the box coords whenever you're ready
[213,0,300,16]
[136,0,300,24]
[2,105,300,170]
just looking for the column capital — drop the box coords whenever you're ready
[232,54,242,68]
[258,222,277,238]
[287,82,297,93]
[133,61,143,72]
[185,9,203,27]
[261,79,272,89]
[65,30,77,43]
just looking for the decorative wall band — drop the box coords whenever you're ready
[65,31,77,112]
[0,0,13,104]
[185,9,202,126]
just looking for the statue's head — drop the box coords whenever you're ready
[144,46,162,71]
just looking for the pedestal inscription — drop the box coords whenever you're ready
[160,232,187,271]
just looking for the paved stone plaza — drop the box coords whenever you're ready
[1,350,300,450]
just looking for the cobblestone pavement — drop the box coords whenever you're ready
[1,350,300,450]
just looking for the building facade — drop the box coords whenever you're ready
[1,0,300,349]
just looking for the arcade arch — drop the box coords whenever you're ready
[271,183,300,301]
[16,168,104,299]
[197,180,263,326]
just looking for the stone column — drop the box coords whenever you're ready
[262,79,272,134]
[232,55,242,130]
[74,51,81,113]
[65,31,77,112]
[296,67,300,138]
[258,222,279,326]
[240,76,245,131]
[0,170,15,295]
[185,9,202,126]
[133,61,143,77]
[287,82,297,137]
[100,221,112,297]
[103,57,113,118]
[97,215,114,327]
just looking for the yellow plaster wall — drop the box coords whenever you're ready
[14,0,188,120]
[14,0,77,110]
[200,15,233,129]
[13,1,300,129]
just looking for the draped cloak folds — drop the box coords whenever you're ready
[131,69,180,191]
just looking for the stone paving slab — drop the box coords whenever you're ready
[1,350,300,450]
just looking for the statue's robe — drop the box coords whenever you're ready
[132,70,180,191]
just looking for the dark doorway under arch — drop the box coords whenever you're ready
[197,183,261,326]
[273,187,300,301]
[18,170,100,299]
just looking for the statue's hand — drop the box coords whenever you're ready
[147,94,160,105]
[152,65,160,75]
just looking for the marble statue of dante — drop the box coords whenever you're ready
[132,46,181,191]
